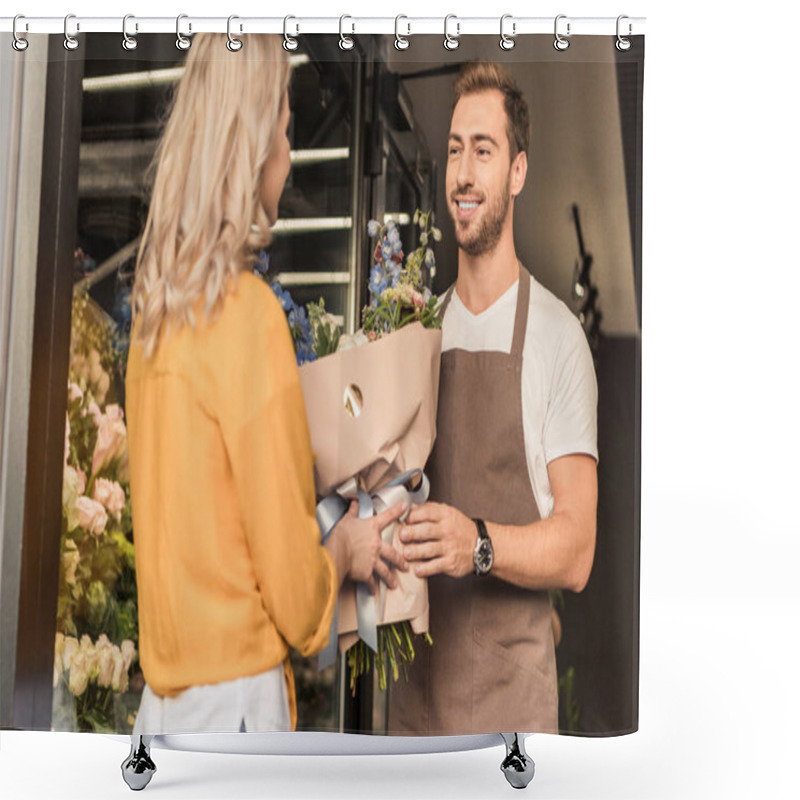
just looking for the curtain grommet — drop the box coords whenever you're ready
[554,14,570,51]
[394,15,410,51]
[499,14,516,51]
[63,13,79,51]
[283,16,299,51]
[444,14,460,51]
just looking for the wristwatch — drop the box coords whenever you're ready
[472,518,494,576]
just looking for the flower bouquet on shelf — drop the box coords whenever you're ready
[257,210,442,694]
[53,287,142,733]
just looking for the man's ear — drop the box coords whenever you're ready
[510,151,528,199]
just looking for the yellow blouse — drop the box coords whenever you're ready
[125,270,336,731]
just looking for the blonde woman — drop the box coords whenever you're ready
[126,33,407,735]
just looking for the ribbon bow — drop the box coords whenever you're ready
[315,469,430,671]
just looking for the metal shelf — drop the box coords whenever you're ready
[78,144,353,197]
[81,54,310,93]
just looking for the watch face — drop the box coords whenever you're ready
[475,539,493,574]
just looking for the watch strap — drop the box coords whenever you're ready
[473,517,489,541]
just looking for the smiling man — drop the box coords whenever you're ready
[387,62,599,736]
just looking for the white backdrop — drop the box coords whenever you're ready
[2,1,799,798]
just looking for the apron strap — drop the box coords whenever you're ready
[438,263,530,355]
[437,283,456,320]
[510,263,531,359]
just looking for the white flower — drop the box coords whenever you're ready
[336,330,370,351]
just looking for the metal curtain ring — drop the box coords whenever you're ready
[176,14,191,51]
[283,16,298,51]
[122,15,138,51]
[12,15,29,52]
[500,14,516,50]
[616,14,632,51]
[554,14,570,51]
[63,14,79,51]
[394,15,410,50]
[227,15,243,51]
[444,14,460,51]
[339,15,355,50]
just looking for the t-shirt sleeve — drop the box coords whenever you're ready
[542,316,599,465]
[215,282,337,658]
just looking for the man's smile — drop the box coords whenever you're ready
[454,197,483,221]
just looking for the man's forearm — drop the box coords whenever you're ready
[487,511,595,593]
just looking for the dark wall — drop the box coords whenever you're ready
[558,333,641,735]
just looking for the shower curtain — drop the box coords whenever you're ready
[0,23,643,740]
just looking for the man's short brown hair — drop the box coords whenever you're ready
[452,61,530,159]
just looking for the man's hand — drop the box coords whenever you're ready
[398,502,476,578]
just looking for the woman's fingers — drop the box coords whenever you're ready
[373,501,407,530]
[373,559,397,590]
[380,541,409,571]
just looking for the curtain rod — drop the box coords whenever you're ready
[1,15,646,38]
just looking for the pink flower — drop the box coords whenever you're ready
[111,648,129,692]
[120,640,137,671]
[95,635,115,689]
[86,400,102,424]
[92,478,126,522]
[91,410,127,475]
[64,412,71,466]
[62,636,79,671]
[76,496,108,536]
[68,381,84,402]
[105,404,124,422]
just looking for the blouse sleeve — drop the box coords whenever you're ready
[215,280,337,657]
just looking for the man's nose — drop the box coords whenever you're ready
[457,152,474,189]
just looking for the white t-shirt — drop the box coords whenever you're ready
[441,274,598,519]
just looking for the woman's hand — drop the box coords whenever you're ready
[335,500,409,594]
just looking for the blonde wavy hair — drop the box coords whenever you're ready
[132,33,291,358]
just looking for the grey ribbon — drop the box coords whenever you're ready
[315,469,429,671]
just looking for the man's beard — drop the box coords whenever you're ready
[450,172,511,257]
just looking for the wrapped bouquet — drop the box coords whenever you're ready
[262,211,443,693]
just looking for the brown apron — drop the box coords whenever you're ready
[388,264,558,735]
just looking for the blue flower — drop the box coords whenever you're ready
[369,265,389,302]
[255,250,270,276]
[269,281,317,365]
[367,220,381,238]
